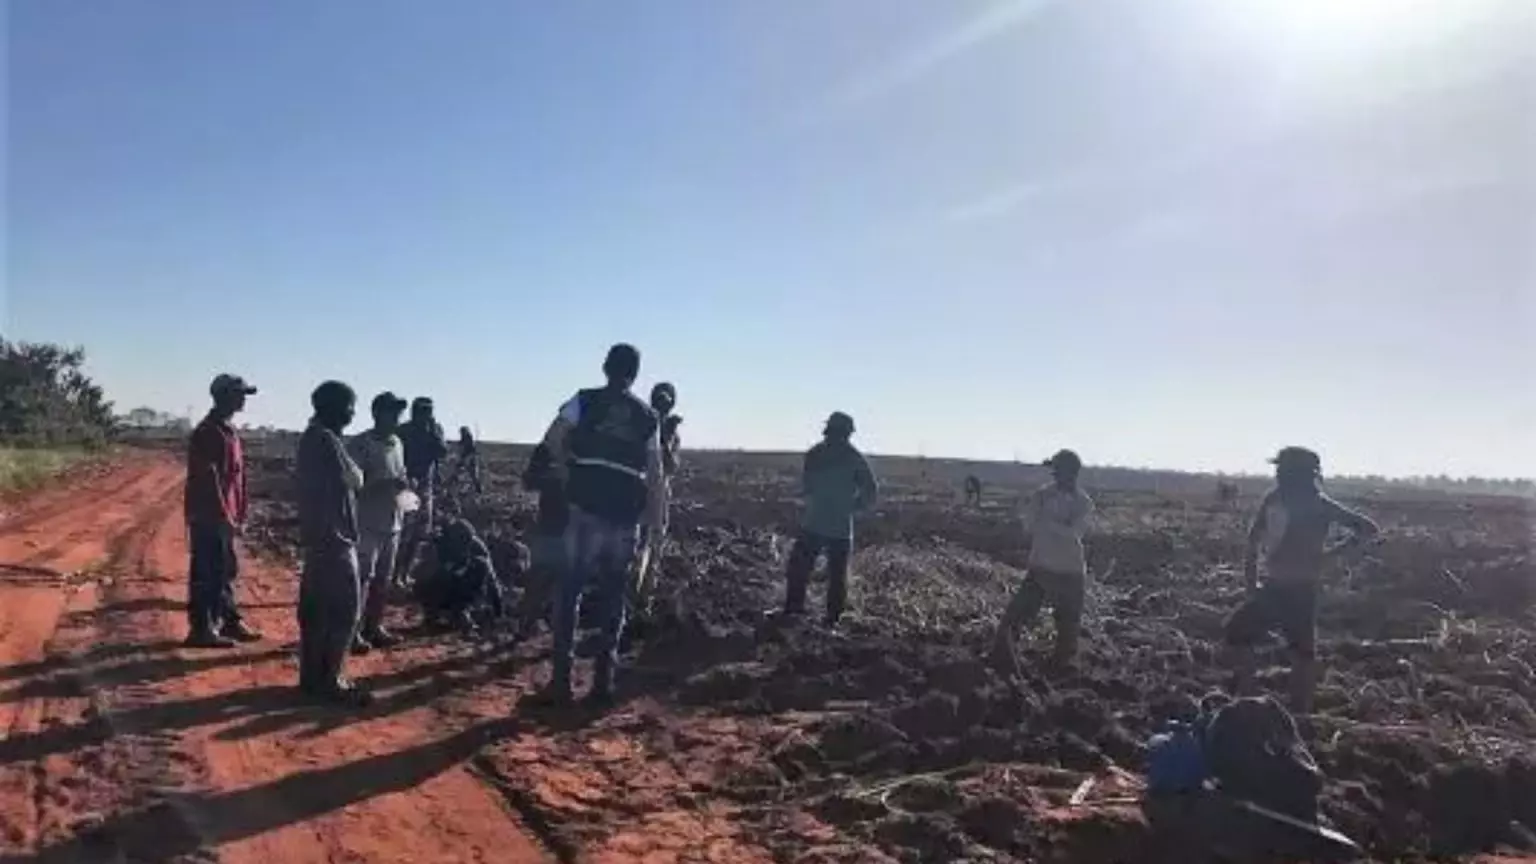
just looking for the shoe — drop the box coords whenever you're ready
[350,635,374,656]
[310,679,374,708]
[362,627,400,648]
[581,689,616,711]
[524,685,573,710]
[223,620,264,643]
[185,630,237,649]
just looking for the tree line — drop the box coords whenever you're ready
[0,337,115,448]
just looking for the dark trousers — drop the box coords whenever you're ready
[551,508,639,697]
[187,521,241,635]
[994,568,1085,662]
[783,531,852,624]
[416,558,502,619]
[298,546,361,690]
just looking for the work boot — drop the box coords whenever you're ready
[223,620,264,643]
[185,629,237,649]
[525,684,573,710]
[350,634,374,656]
[362,627,400,649]
[311,678,374,708]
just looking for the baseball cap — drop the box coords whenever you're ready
[825,411,856,436]
[410,396,434,412]
[372,391,408,415]
[1043,449,1083,471]
[1270,446,1321,474]
[210,374,257,398]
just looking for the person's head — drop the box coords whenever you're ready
[602,343,641,389]
[460,426,474,441]
[650,382,677,416]
[410,396,434,422]
[444,517,476,547]
[823,411,856,442]
[209,374,257,416]
[1044,449,1083,488]
[311,380,357,432]
[1271,446,1322,493]
[370,392,407,433]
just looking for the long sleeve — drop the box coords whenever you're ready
[854,453,879,511]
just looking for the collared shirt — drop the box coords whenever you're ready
[1022,483,1095,575]
[185,413,247,526]
[349,429,407,536]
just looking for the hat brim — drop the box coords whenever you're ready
[215,384,258,396]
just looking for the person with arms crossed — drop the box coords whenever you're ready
[347,392,411,654]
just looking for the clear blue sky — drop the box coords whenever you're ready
[4,0,1532,477]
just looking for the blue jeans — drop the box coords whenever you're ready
[550,507,639,696]
[187,521,241,634]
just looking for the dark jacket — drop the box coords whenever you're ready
[296,421,359,554]
[400,418,448,484]
[523,443,570,537]
[566,387,658,524]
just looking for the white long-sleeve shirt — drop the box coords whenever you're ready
[1022,484,1095,575]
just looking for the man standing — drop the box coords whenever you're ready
[396,396,448,584]
[780,412,879,626]
[296,381,371,706]
[534,344,666,708]
[449,426,483,494]
[1225,447,1379,714]
[991,449,1095,669]
[634,382,682,598]
[348,392,410,654]
[184,374,263,648]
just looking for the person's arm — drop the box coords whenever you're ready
[1323,497,1381,559]
[187,425,234,526]
[1066,492,1094,535]
[644,424,665,529]
[1243,494,1271,590]
[853,453,879,513]
[540,395,581,479]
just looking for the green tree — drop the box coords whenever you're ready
[0,338,116,447]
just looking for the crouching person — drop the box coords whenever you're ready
[991,449,1095,669]
[416,518,504,630]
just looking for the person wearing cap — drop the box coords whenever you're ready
[633,382,683,601]
[295,380,372,706]
[346,392,411,654]
[183,374,262,648]
[1225,447,1379,714]
[531,343,666,708]
[780,411,879,626]
[395,396,449,584]
[991,449,1096,668]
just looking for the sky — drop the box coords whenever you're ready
[3,0,1533,477]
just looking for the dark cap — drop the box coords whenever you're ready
[824,411,856,437]
[371,391,408,415]
[650,381,676,404]
[410,396,434,412]
[210,374,257,398]
[1043,449,1083,471]
[1270,446,1321,475]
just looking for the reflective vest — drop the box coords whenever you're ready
[567,387,657,524]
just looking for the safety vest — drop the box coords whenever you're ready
[567,387,658,524]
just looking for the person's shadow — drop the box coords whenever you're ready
[3,715,525,864]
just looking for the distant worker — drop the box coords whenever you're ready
[634,382,682,597]
[295,380,371,706]
[533,343,666,708]
[964,474,984,508]
[991,449,1096,669]
[1225,447,1379,714]
[448,425,484,495]
[415,518,508,631]
[184,374,263,648]
[780,412,879,626]
[1217,481,1240,505]
[396,396,448,584]
[346,392,410,655]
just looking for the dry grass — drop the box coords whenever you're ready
[0,447,87,492]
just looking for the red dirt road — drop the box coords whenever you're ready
[0,455,557,863]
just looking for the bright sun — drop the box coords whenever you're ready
[1230,0,1512,55]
